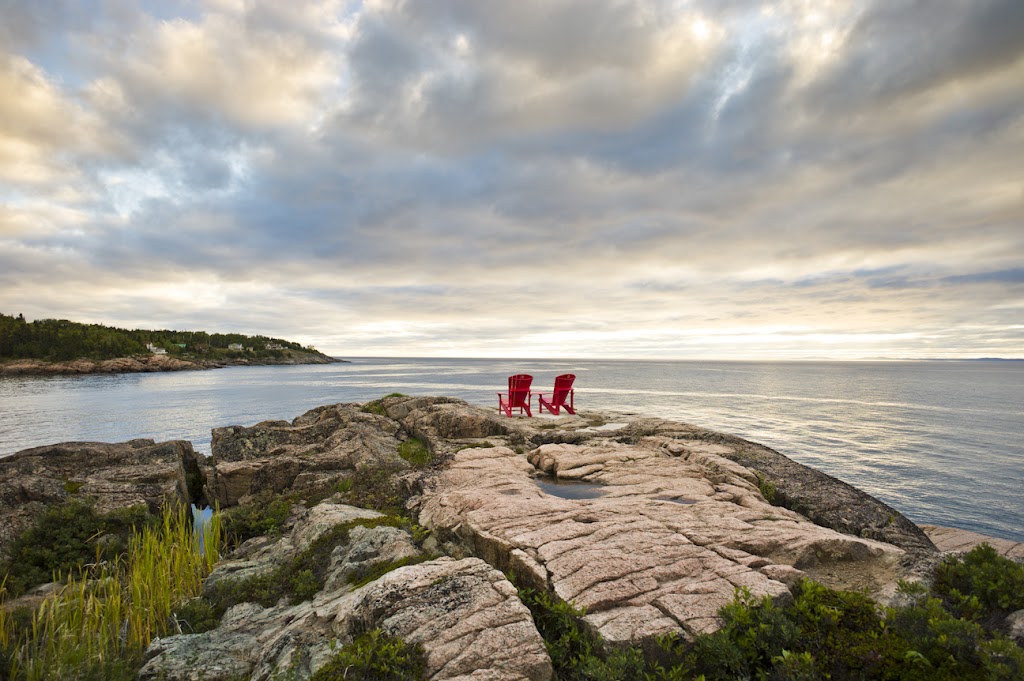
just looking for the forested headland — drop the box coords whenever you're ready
[0,313,328,363]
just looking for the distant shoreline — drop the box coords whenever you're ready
[0,352,349,377]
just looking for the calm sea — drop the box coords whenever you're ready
[1,358,1021,542]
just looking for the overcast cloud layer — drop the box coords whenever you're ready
[1,0,1022,359]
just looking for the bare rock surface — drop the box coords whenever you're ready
[1008,610,1024,645]
[207,403,413,506]
[142,554,551,681]
[419,440,906,643]
[920,524,1024,560]
[0,438,208,556]
[10,396,955,678]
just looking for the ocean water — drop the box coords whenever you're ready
[1,358,1022,542]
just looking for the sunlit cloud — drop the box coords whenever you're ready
[0,0,1021,359]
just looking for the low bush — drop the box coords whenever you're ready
[513,545,1024,681]
[340,462,409,515]
[220,492,292,546]
[171,597,221,634]
[0,500,154,597]
[311,629,426,681]
[348,554,436,589]
[0,505,221,681]
[932,542,1024,625]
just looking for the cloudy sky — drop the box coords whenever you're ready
[1,0,1022,359]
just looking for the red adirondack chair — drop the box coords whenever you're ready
[498,374,533,417]
[537,374,576,415]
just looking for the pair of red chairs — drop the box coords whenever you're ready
[498,374,575,417]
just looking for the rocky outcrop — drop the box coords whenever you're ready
[609,417,937,557]
[383,396,517,453]
[7,396,963,678]
[207,403,417,506]
[419,442,905,644]
[0,355,207,375]
[141,504,551,681]
[0,438,209,556]
[921,524,1024,560]
[0,351,344,377]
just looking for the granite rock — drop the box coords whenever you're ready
[419,440,906,644]
[0,438,208,557]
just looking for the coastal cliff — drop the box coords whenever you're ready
[2,397,1022,680]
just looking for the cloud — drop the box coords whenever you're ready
[0,0,1021,358]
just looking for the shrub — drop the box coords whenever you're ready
[171,597,221,634]
[0,500,154,597]
[515,584,652,680]
[348,554,436,589]
[932,543,1024,624]
[754,472,777,504]
[0,505,220,681]
[311,629,426,681]
[221,493,291,546]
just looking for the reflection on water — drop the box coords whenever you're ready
[2,358,1023,542]
[534,478,606,500]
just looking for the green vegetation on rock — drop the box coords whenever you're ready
[202,515,429,621]
[220,493,292,547]
[397,437,432,467]
[0,500,155,597]
[513,544,1024,681]
[311,629,427,681]
[361,393,408,416]
[0,506,221,681]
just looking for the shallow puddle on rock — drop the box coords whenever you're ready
[534,477,606,500]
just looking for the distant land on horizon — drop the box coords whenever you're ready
[0,312,335,366]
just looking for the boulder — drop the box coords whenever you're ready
[0,438,209,556]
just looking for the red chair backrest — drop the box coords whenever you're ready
[508,374,533,406]
[551,374,575,404]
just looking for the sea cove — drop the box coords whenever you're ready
[1,358,1022,543]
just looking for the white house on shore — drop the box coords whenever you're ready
[146,343,167,355]
[228,343,244,351]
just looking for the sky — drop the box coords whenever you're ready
[1,0,1023,360]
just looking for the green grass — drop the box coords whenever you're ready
[361,393,408,416]
[397,437,432,467]
[0,505,221,681]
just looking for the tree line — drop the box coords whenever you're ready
[0,313,312,362]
